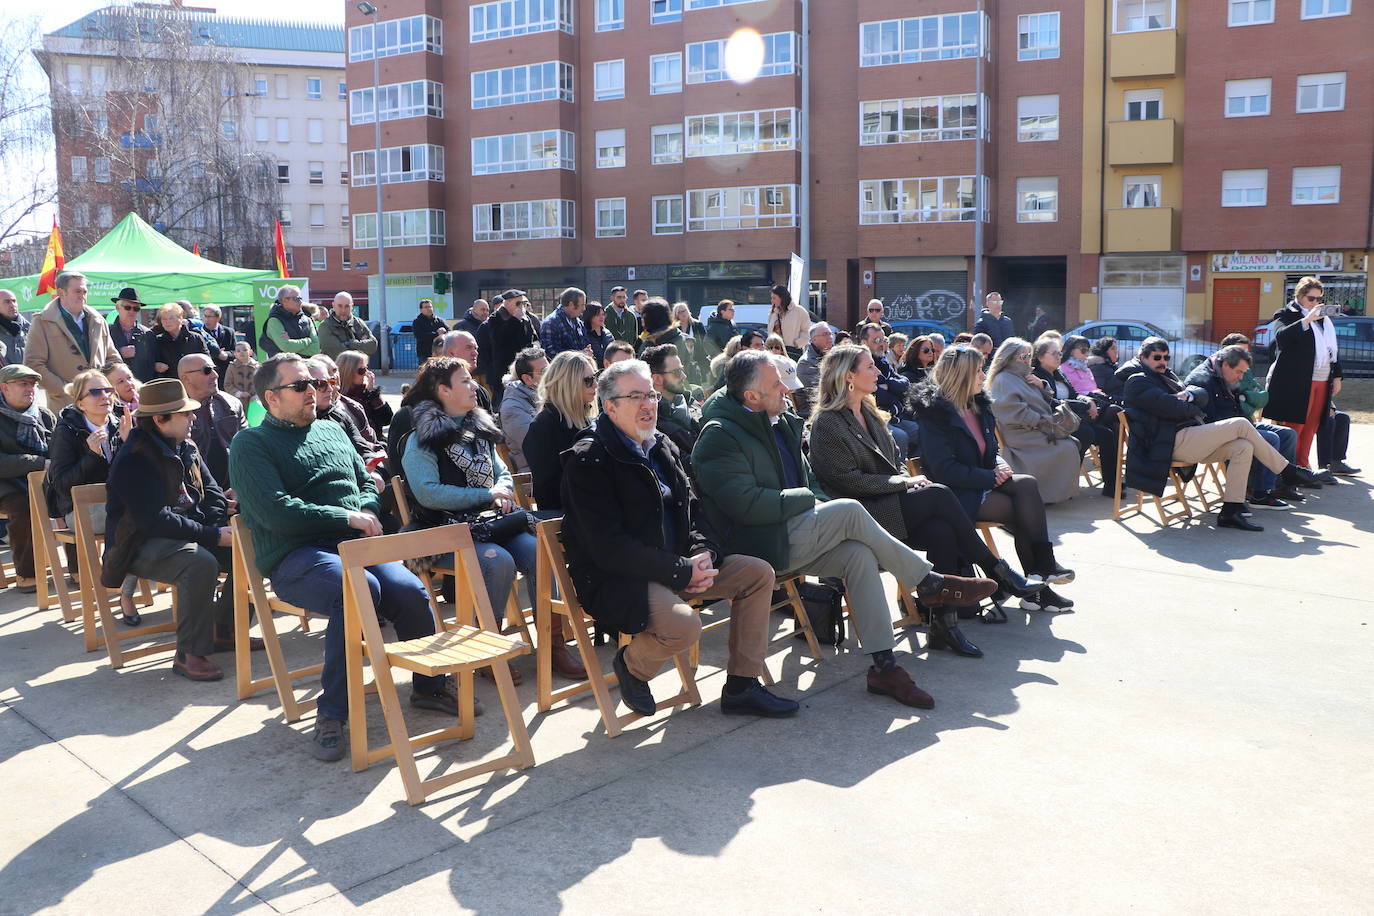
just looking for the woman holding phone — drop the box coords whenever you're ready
[1264,276,1342,471]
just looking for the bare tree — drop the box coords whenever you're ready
[0,16,57,250]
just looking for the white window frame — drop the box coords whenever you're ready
[1113,0,1175,32]
[687,109,797,157]
[1123,175,1162,208]
[651,124,683,164]
[308,161,324,185]
[93,157,111,183]
[470,0,573,42]
[471,130,574,175]
[70,155,88,182]
[859,94,982,145]
[1017,95,1059,142]
[1016,177,1059,222]
[858,176,989,224]
[859,13,984,67]
[1125,88,1163,120]
[276,118,290,142]
[595,198,627,237]
[254,116,270,142]
[687,32,796,83]
[277,163,290,184]
[594,60,625,100]
[348,14,443,61]
[1301,0,1350,18]
[280,205,292,227]
[221,120,237,141]
[310,247,327,270]
[1296,72,1346,113]
[339,80,347,100]
[353,208,448,247]
[470,63,573,109]
[1221,169,1267,207]
[1228,0,1274,26]
[652,195,684,234]
[686,184,798,232]
[306,77,322,99]
[471,199,576,242]
[1224,78,1270,118]
[1291,166,1340,205]
[650,52,682,94]
[97,203,113,228]
[253,76,268,97]
[309,205,326,228]
[1017,13,1060,60]
[651,0,683,24]
[597,0,624,30]
[595,128,627,168]
[354,144,447,185]
[308,119,323,143]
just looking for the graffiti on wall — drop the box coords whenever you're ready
[884,290,967,323]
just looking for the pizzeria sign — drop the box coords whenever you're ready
[1210,252,1344,273]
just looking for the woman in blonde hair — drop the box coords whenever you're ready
[808,346,1042,654]
[151,302,209,379]
[522,349,598,511]
[910,346,1075,612]
[985,337,1084,505]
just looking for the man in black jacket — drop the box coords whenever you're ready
[0,363,56,591]
[972,292,1015,346]
[485,290,539,409]
[561,359,798,719]
[410,299,447,369]
[642,343,700,467]
[178,353,246,492]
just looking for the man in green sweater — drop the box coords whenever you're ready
[229,353,455,762]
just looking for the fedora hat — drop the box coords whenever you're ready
[111,287,146,306]
[133,379,200,417]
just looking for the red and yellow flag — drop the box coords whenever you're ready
[273,220,287,278]
[36,217,65,295]
[192,242,201,257]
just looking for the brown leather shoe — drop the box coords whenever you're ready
[548,615,588,680]
[173,652,224,682]
[212,632,265,652]
[917,573,998,608]
[15,577,37,594]
[866,664,934,709]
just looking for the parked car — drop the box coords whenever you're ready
[1068,320,1215,376]
[1256,316,1374,377]
[887,319,962,342]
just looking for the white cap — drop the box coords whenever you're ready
[772,355,803,391]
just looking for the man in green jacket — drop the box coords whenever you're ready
[604,286,640,344]
[260,285,320,358]
[691,351,996,710]
[318,292,378,360]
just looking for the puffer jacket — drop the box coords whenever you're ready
[907,383,999,521]
[1118,359,1208,496]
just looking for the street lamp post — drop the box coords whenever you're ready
[357,2,387,343]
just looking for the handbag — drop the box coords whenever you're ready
[399,509,536,579]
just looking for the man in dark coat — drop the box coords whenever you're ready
[972,292,1015,346]
[704,300,737,356]
[642,343,700,468]
[485,289,539,409]
[0,288,30,367]
[409,299,447,367]
[0,363,57,591]
[201,305,236,383]
[561,358,797,718]
[178,353,246,491]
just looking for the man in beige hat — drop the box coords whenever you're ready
[0,363,57,592]
[23,271,120,410]
[101,378,255,682]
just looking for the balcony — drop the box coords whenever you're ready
[1109,30,1180,80]
[1107,118,1177,166]
[1105,207,1178,252]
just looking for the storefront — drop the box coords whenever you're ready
[1206,250,1369,340]
[871,256,969,327]
[665,261,780,313]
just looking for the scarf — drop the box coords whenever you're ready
[0,400,49,452]
[1312,315,1339,366]
[1066,356,1089,372]
[0,314,21,337]
[444,412,496,490]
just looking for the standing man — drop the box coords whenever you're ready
[200,305,236,383]
[455,298,490,337]
[318,292,378,360]
[1028,306,1053,340]
[108,291,157,381]
[538,287,592,358]
[259,285,320,358]
[0,364,57,592]
[485,289,539,409]
[24,271,119,411]
[704,299,738,357]
[410,298,446,366]
[605,286,639,344]
[178,353,246,492]
[231,353,453,761]
[973,292,1015,346]
[0,289,32,367]
[855,299,892,338]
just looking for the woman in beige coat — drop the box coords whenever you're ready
[985,337,1083,504]
[767,284,810,358]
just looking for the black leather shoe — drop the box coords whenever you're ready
[928,614,983,657]
[1315,469,1338,485]
[721,683,799,717]
[612,647,656,717]
[1218,505,1264,531]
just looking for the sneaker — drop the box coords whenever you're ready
[1315,469,1339,485]
[410,675,481,715]
[1328,460,1360,476]
[1246,493,1290,510]
[1035,586,1075,612]
[311,716,346,762]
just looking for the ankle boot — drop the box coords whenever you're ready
[1031,542,1075,584]
[1217,502,1263,531]
[547,615,588,679]
[927,609,983,657]
[984,559,1043,599]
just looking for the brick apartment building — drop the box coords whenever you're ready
[344,0,1371,338]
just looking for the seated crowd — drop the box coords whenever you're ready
[0,278,1359,763]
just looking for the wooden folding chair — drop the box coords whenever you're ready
[510,472,535,511]
[340,524,533,805]
[1113,413,1193,524]
[70,483,179,667]
[29,469,81,622]
[534,517,701,737]
[1081,443,1102,487]
[0,507,13,590]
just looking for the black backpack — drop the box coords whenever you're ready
[791,578,846,646]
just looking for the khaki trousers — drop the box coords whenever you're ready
[1172,417,1287,502]
[623,554,775,681]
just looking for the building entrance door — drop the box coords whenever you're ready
[1212,277,1261,341]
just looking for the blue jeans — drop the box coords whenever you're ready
[441,531,538,623]
[1317,410,1350,466]
[270,540,440,722]
[1250,423,1296,495]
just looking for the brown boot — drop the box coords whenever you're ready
[866,664,934,709]
[173,652,224,682]
[915,573,997,607]
[549,615,587,680]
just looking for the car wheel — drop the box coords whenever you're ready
[1178,354,1205,376]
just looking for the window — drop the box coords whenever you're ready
[688,32,796,82]
[280,205,293,227]
[276,75,289,99]
[349,14,442,60]
[687,109,797,157]
[471,199,576,241]
[306,77,322,99]
[595,60,625,100]
[70,156,87,182]
[93,113,108,136]
[254,76,268,97]
[352,79,445,122]
[595,129,626,168]
[686,184,798,231]
[1292,166,1340,204]
[859,176,988,223]
[1114,0,1174,32]
[354,144,447,184]
[339,80,347,100]
[1221,169,1267,207]
[277,163,290,184]
[309,161,324,185]
[308,119,323,143]
[597,0,624,30]
[470,0,573,41]
[89,65,106,95]
[651,53,682,94]
[93,158,110,183]
[221,120,237,140]
[860,95,981,144]
[596,198,627,237]
[1229,0,1273,25]
[1017,13,1060,60]
[859,13,983,67]
[309,205,325,228]
[652,195,683,234]
[339,120,348,143]
[1123,175,1161,208]
[652,0,682,23]
[471,130,573,174]
[354,208,448,247]
[687,0,764,7]
[1016,178,1059,222]
[284,249,295,273]
[97,203,112,228]
[310,247,327,270]
[73,202,90,226]
[254,117,269,141]
[342,248,351,269]
[1125,89,1163,120]
[471,63,573,108]
[1302,0,1350,17]
[651,124,683,163]
[1017,95,1059,141]
[1297,72,1345,112]
[1224,78,1270,117]
[341,205,349,226]
[341,166,350,186]
[276,118,290,142]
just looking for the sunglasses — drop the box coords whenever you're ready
[1303,295,1324,302]
[919,348,933,354]
[267,378,325,393]
[357,368,368,375]
[83,386,115,397]
[582,375,597,388]
[190,366,216,376]
[1147,353,1171,362]
[868,308,882,313]
[119,305,140,312]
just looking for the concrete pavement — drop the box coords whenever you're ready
[2,428,1372,914]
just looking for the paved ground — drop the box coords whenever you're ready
[2,425,1372,915]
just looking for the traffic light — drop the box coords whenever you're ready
[433,271,451,294]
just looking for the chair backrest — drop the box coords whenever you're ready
[535,517,581,618]
[390,475,413,526]
[511,472,535,510]
[28,469,55,523]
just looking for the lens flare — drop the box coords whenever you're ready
[724,28,765,84]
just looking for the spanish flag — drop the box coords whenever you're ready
[192,242,201,257]
[273,219,287,278]
[36,217,65,295]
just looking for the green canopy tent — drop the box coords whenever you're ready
[0,212,282,312]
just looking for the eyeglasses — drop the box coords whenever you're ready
[867,307,882,313]
[323,377,340,387]
[119,305,140,312]
[267,378,325,393]
[357,368,368,375]
[607,391,661,405]
[661,367,687,377]
[83,386,115,397]
[1303,295,1324,303]
[283,295,302,302]
[1147,353,1171,362]
[919,348,933,354]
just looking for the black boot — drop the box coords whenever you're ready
[927,609,983,657]
[1031,542,1075,584]
[984,558,1043,599]
[1218,502,1263,531]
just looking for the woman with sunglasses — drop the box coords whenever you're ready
[337,350,393,439]
[1264,276,1343,472]
[900,335,937,384]
[522,350,598,511]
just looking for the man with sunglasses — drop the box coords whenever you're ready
[0,289,30,368]
[231,353,451,761]
[260,285,320,359]
[486,290,539,409]
[853,299,892,339]
[178,353,246,492]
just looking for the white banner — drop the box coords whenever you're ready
[787,252,804,307]
[1211,252,1343,273]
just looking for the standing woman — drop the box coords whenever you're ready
[522,350,598,511]
[583,302,616,368]
[1265,276,1341,469]
[767,284,809,359]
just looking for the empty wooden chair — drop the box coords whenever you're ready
[339,523,533,806]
